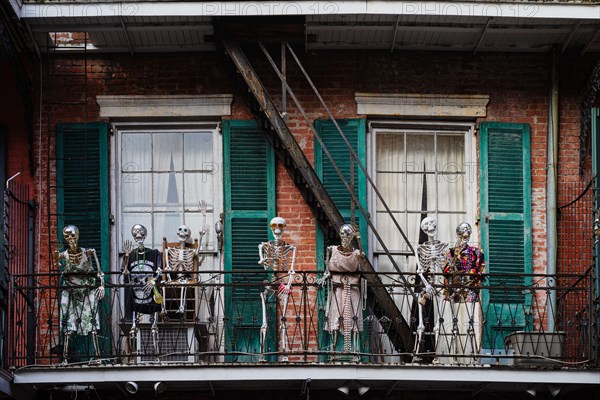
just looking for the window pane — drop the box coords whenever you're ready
[154,213,183,247]
[153,132,183,171]
[438,173,466,212]
[377,172,405,212]
[437,134,464,171]
[184,132,213,171]
[122,173,152,212]
[153,172,183,212]
[183,172,214,211]
[186,212,216,252]
[376,133,404,172]
[122,133,151,172]
[406,134,434,172]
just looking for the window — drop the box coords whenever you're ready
[116,124,222,253]
[370,122,475,273]
[114,124,222,329]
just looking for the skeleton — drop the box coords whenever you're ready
[413,217,447,358]
[122,224,163,362]
[317,224,366,360]
[162,224,206,314]
[57,225,105,364]
[257,217,296,362]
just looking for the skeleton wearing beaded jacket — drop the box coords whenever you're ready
[257,217,296,361]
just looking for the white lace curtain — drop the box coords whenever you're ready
[375,130,466,273]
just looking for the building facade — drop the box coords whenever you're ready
[0,1,599,399]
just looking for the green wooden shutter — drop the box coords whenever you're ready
[223,120,275,362]
[314,118,367,357]
[56,122,109,359]
[479,122,532,353]
[314,118,367,253]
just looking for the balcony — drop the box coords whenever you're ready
[7,268,597,396]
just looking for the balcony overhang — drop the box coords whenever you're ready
[13,365,600,395]
[13,2,600,20]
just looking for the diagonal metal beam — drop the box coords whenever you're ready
[222,39,414,354]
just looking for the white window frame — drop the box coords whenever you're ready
[110,121,223,272]
[368,120,478,271]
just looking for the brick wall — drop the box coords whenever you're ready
[29,49,594,359]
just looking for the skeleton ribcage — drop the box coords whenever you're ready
[263,242,292,272]
[166,247,196,273]
[417,241,448,274]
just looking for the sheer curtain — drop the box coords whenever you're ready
[374,130,466,273]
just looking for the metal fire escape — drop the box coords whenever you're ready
[216,19,416,354]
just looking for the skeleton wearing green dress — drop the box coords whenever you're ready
[58,225,105,363]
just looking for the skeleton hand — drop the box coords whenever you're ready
[278,282,292,297]
[122,240,133,275]
[143,277,156,296]
[96,285,105,301]
[316,271,331,287]
[425,283,435,297]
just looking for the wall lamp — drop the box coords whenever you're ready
[337,381,370,396]
[154,382,167,394]
[125,381,138,394]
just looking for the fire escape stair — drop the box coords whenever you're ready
[220,39,415,354]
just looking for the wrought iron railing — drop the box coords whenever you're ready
[7,270,595,368]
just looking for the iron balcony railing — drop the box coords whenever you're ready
[7,270,595,369]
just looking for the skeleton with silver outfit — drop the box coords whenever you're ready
[257,217,296,361]
[413,217,447,358]
[318,224,366,359]
[57,225,105,363]
[162,224,206,314]
[122,224,163,361]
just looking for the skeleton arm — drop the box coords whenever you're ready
[258,242,268,268]
[278,244,296,296]
[317,246,333,286]
[415,251,434,300]
[121,240,133,275]
[88,248,105,301]
[197,228,208,265]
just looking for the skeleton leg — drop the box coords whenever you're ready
[129,311,140,364]
[352,330,360,362]
[151,312,160,362]
[90,328,102,364]
[450,301,460,363]
[413,299,425,360]
[279,290,290,362]
[259,290,268,362]
[62,331,73,364]
[178,285,187,314]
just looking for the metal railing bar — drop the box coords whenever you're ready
[257,42,414,295]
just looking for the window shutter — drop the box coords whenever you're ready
[314,118,367,356]
[223,120,275,361]
[56,122,109,357]
[314,118,367,250]
[479,122,532,352]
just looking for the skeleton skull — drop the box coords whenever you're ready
[456,222,472,245]
[269,217,286,241]
[420,217,438,238]
[177,225,191,242]
[63,225,80,249]
[131,224,147,244]
[339,224,355,249]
